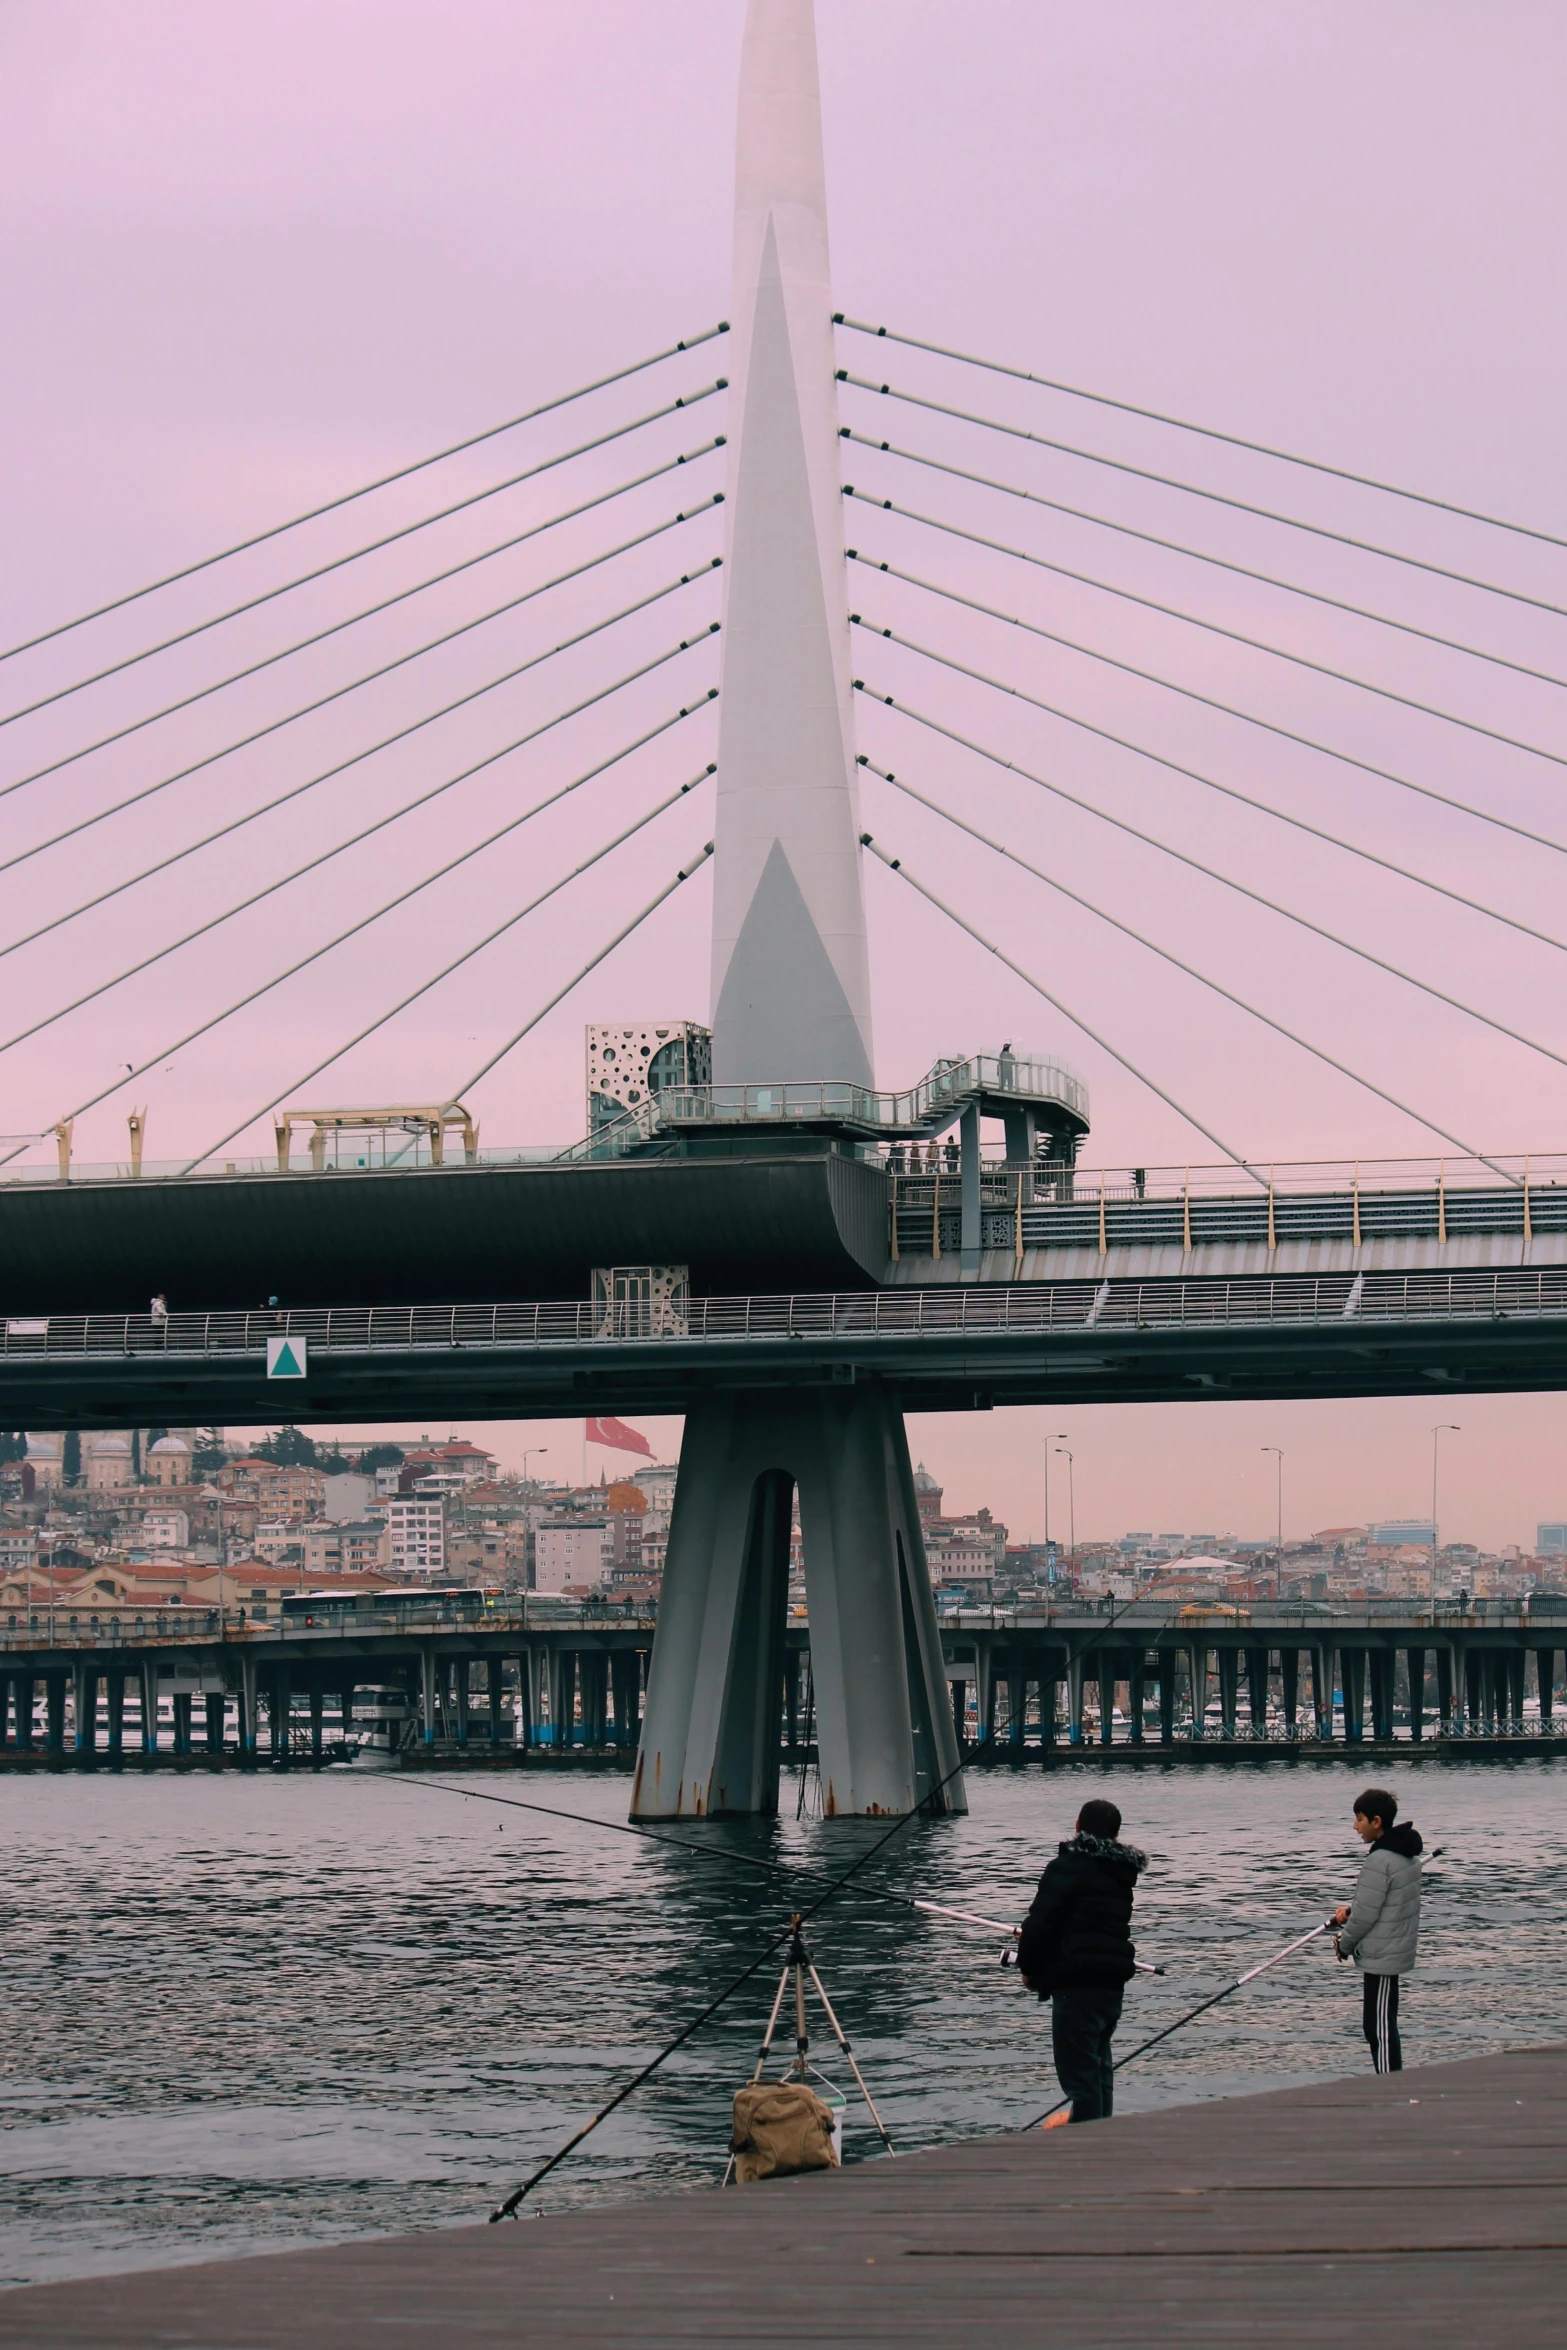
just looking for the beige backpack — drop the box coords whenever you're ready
[730,2080,840,2184]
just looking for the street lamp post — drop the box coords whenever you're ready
[1261,1447,1284,1597]
[520,1447,549,1488]
[1431,1424,1460,1606]
[1054,1448,1076,1583]
[1042,1431,1068,1584]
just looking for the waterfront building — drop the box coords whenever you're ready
[388,1495,445,1576]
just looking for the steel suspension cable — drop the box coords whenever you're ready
[834,315,1567,556]
[836,373,1567,624]
[848,604,1567,958]
[859,837,1259,1179]
[843,485,1567,776]
[0,556,721,957]
[3,441,724,803]
[0,650,717,1063]
[856,678,1567,1084]
[868,765,1510,1174]
[0,325,729,666]
[844,538,1567,861]
[0,380,726,731]
[188,842,716,1173]
[0,564,720,891]
[3,766,714,1170]
[840,429,1567,694]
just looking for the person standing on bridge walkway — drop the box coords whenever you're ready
[1333,1787,1423,2073]
[1017,1797,1147,2123]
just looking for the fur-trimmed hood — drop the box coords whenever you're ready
[1376,1822,1423,1860]
[1060,1831,1149,1874]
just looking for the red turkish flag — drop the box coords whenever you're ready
[585,1415,654,1460]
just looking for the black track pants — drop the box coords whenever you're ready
[1051,1985,1124,2121]
[1362,1972,1402,2072]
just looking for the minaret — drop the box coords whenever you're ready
[709,0,875,1091]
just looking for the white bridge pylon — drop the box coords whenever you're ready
[632,0,964,1820]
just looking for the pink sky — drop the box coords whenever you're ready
[4,2,1566,1545]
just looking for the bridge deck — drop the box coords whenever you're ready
[1,2046,1559,2345]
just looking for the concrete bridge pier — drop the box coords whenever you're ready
[633,1389,963,1818]
[309,1687,324,1765]
[1244,1648,1268,1737]
[1539,1650,1556,1729]
[578,1653,609,1746]
[171,1690,193,1756]
[106,1670,125,1758]
[1406,1647,1427,1741]
[1341,1650,1367,1743]
[1157,1652,1176,1744]
[485,1657,505,1748]
[72,1662,96,1762]
[549,1649,575,1748]
[1310,1645,1333,1740]
[44,1670,67,1755]
[452,1658,470,1749]
[1280,1649,1300,1736]
[139,1660,158,1757]
[1369,1651,1395,1743]
[1126,1652,1146,1745]
[516,1649,540,1748]
[205,1693,226,1754]
[1436,1646,1456,1731]
[1505,1650,1527,1729]
[1065,1652,1086,1745]
[419,1646,438,1748]
[238,1654,258,1760]
[1187,1644,1208,1739]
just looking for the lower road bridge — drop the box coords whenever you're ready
[2,1597,1564,1771]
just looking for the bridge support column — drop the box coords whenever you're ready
[1216,1649,1238,1740]
[1187,1644,1209,1739]
[1505,1649,1526,1731]
[14,1673,34,1750]
[1280,1650,1299,1738]
[419,1646,437,1748]
[1127,1652,1146,1745]
[549,1650,576,1748]
[1066,1653,1086,1745]
[453,1659,470,1750]
[633,1389,963,1818]
[44,1670,67,1755]
[1096,1656,1116,1747]
[1463,1648,1482,1730]
[1244,1647,1269,1739]
[487,1657,505,1748]
[172,1690,193,1757]
[206,1692,226,1755]
[73,1662,97,1762]
[340,1684,355,1742]
[1405,1647,1426,1742]
[1341,1649,1366,1743]
[140,1659,159,1757]
[270,1668,291,1763]
[1537,1649,1556,1731]
[517,1649,539,1748]
[611,1649,642,1750]
[106,1670,124,1758]
[1036,1651,1061,1751]
[309,1687,324,1767]
[1369,1650,1395,1744]
[579,1653,608,1746]
[239,1654,258,1760]
[1157,1651,1176,1745]
[1435,1645,1455,1733]
[1006,1663,1027,1754]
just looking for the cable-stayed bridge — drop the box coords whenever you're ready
[3,0,1566,1811]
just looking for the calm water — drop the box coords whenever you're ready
[0,1755,1560,2287]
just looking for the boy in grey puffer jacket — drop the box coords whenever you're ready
[1333,1786,1423,2073]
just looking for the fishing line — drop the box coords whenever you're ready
[482,1589,1152,2216]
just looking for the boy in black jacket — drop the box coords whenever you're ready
[1017,1797,1148,2124]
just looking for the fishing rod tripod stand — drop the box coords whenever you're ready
[722,1914,896,2185]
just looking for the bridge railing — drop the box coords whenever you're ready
[890,1149,1567,1258]
[7,1266,1567,1364]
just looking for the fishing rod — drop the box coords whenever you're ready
[1019,1915,1336,2129]
[912,1898,1166,1973]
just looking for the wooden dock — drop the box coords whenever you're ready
[4,2046,1562,2345]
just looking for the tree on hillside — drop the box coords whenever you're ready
[357,1443,405,1473]
[257,1426,318,1467]
[0,1432,26,1464]
[62,1430,82,1485]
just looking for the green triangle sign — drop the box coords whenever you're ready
[267,1335,307,1379]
